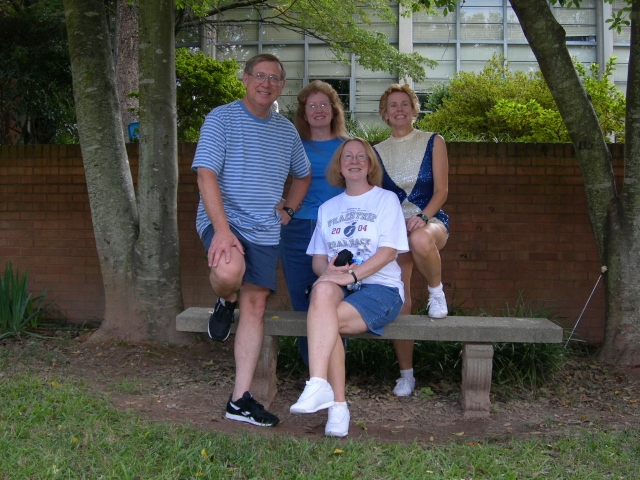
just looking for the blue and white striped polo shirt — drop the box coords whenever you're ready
[192,100,310,246]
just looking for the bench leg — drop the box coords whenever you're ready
[461,343,493,419]
[251,335,278,409]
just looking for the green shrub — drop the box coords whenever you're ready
[0,263,47,339]
[416,54,625,143]
[175,49,245,142]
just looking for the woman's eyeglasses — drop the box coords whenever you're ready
[305,102,332,111]
[342,153,368,163]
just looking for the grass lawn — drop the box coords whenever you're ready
[1,370,639,479]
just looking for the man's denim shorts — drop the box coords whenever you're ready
[341,283,403,336]
[201,224,278,292]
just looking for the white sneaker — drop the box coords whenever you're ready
[290,377,334,414]
[427,291,448,318]
[393,376,416,397]
[325,403,350,437]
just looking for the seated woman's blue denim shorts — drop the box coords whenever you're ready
[340,283,402,336]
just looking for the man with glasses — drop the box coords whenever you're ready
[192,53,311,427]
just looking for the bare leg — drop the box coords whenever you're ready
[330,301,368,402]
[408,223,448,288]
[232,282,269,400]
[307,282,344,380]
[392,252,415,370]
[327,335,346,402]
[209,246,244,302]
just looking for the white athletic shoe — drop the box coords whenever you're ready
[427,291,448,319]
[325,403,350,437]
[290,377,334,414]
[393,376,416,397]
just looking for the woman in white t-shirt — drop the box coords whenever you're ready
[289,138,408,438]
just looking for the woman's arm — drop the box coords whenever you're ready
[406,134,449,232]
[314,247,397,287]
[312,253,350,277]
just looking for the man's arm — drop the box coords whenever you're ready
[276,173,311,225]
[197,168,244,267]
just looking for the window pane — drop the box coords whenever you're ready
[358,5,399,42]
[553,4,596,40]
[506,45,538,73]
[262,25,304,42]
[567,45,596,63]
[262,45,304,79]
[459,7,504,41]
[278,79,303,113]
[356,79,392,115]
[460,44,503,73]
[308,46,350,77]
[413,7,457,41]
[613,0,631,43]
[176,26,199,47]
[507,7,525,41]
[217,45,259,66]
[414,44,456,80]
[216,8,259,42]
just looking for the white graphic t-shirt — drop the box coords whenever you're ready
[307,186,409,301]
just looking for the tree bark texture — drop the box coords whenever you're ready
[136,0,186,343]
[116,0,139,140]
[64,0,187,343]
[510,0,639,365]
[600,0,640,365]
[63,0,139,339]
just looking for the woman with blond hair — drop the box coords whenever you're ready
[374,83,450,397]
[290,138,408,437]
[278,81,347,366]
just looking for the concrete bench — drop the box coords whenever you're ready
[176,308,563,419]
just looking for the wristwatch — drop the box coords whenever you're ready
[347,269,358,283]
[283,207,295,218]
[416,213,429,223]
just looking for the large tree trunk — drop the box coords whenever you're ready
[600,0,640,365]
[134,0,186,343]
[116,0,139,140]
[64,0,187,343]
[510,0,640,364]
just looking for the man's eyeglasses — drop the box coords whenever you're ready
[342,153,368,163]
[306,102,332,111]
[248,72,283,86]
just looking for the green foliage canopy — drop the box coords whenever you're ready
[417,55,625,143]
[175,49,245,142]
[0,0,77,144]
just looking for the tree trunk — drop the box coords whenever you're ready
[135,0,186,343]
[116,0,139,140]
[63,0,139,339]
[600,0,640,365]
[510,0,640,364]
[63,0,188,344]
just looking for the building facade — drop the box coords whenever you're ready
[177,1,631,124]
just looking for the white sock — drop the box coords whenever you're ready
[428,283,443,295]
[400,368,414,379]
[309,376,328,385]
[333,401,347,408]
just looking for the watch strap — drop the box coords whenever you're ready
[348,269,358,283]
[283,207,295,218]
[416,213,429,222]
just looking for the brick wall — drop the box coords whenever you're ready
[1,143,622,343]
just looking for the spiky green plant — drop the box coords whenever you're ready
[0,263,47,339]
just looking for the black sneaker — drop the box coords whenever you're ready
[225,392,280,427]
[207,297,237,342]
